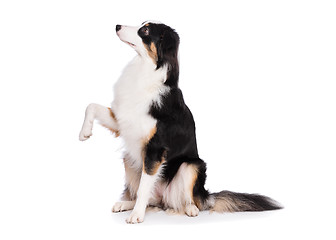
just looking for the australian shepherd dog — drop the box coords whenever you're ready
[79,21,282,224]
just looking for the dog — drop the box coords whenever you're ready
[79,21,282,224]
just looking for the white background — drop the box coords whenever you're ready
[1,0,335,239]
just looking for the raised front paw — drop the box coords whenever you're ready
[126,210,145,224]
[79,124,92,141]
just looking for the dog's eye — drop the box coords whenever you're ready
[144,27,149,36]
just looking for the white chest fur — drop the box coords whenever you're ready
[112,56,169,169]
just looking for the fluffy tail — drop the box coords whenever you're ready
[208,190,283,212]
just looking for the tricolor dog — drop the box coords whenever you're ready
[79,21,282,224]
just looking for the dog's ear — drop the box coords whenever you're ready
[157,28,179,69]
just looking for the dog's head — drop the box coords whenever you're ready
[116,21,179,73]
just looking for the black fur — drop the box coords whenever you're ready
[139,22,281,212]
[138,23,180,87]
[211,191,282,211]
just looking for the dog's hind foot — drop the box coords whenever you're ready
[185,203,199,217]
[112,201,135,212]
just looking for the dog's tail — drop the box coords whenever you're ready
[206,190,283,212]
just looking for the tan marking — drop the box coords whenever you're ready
[100,108,119,137]
[141,126,165,175]
[146,160,161,175]
[189,165,199,206]
[108,107,117,121]
[210,195,251,213]
[144,42,158,63]
[101,124,120,137]
[145,23,150,27]
[146,152,166,175]
[143,126,157,145]
[140,126,157,167]
[211,198,241,212]
[193,197,202,210]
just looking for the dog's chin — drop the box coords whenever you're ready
[123,40,136,48]
[116,33,136,48]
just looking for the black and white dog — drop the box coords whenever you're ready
[79,21,281,224]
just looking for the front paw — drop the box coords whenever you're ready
[79,124,92,141]
[126,210,145,224]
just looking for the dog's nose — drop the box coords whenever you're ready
[116,25,122,32]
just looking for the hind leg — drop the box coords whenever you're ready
[179,163,200,217]
[112,201,136,212]
[163,160,208,217]
[112,156,140,213]
[185,203,199,217]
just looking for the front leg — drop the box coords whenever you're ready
[126,146,166,224]
[125,172,159,223]
[79,103,119,141]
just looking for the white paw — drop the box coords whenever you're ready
[112,202,124,212]
[126,210,145,224]
[165,208,182,215]
[112,201,134,212]
[79,124,92,141]
[185,204,199,217]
